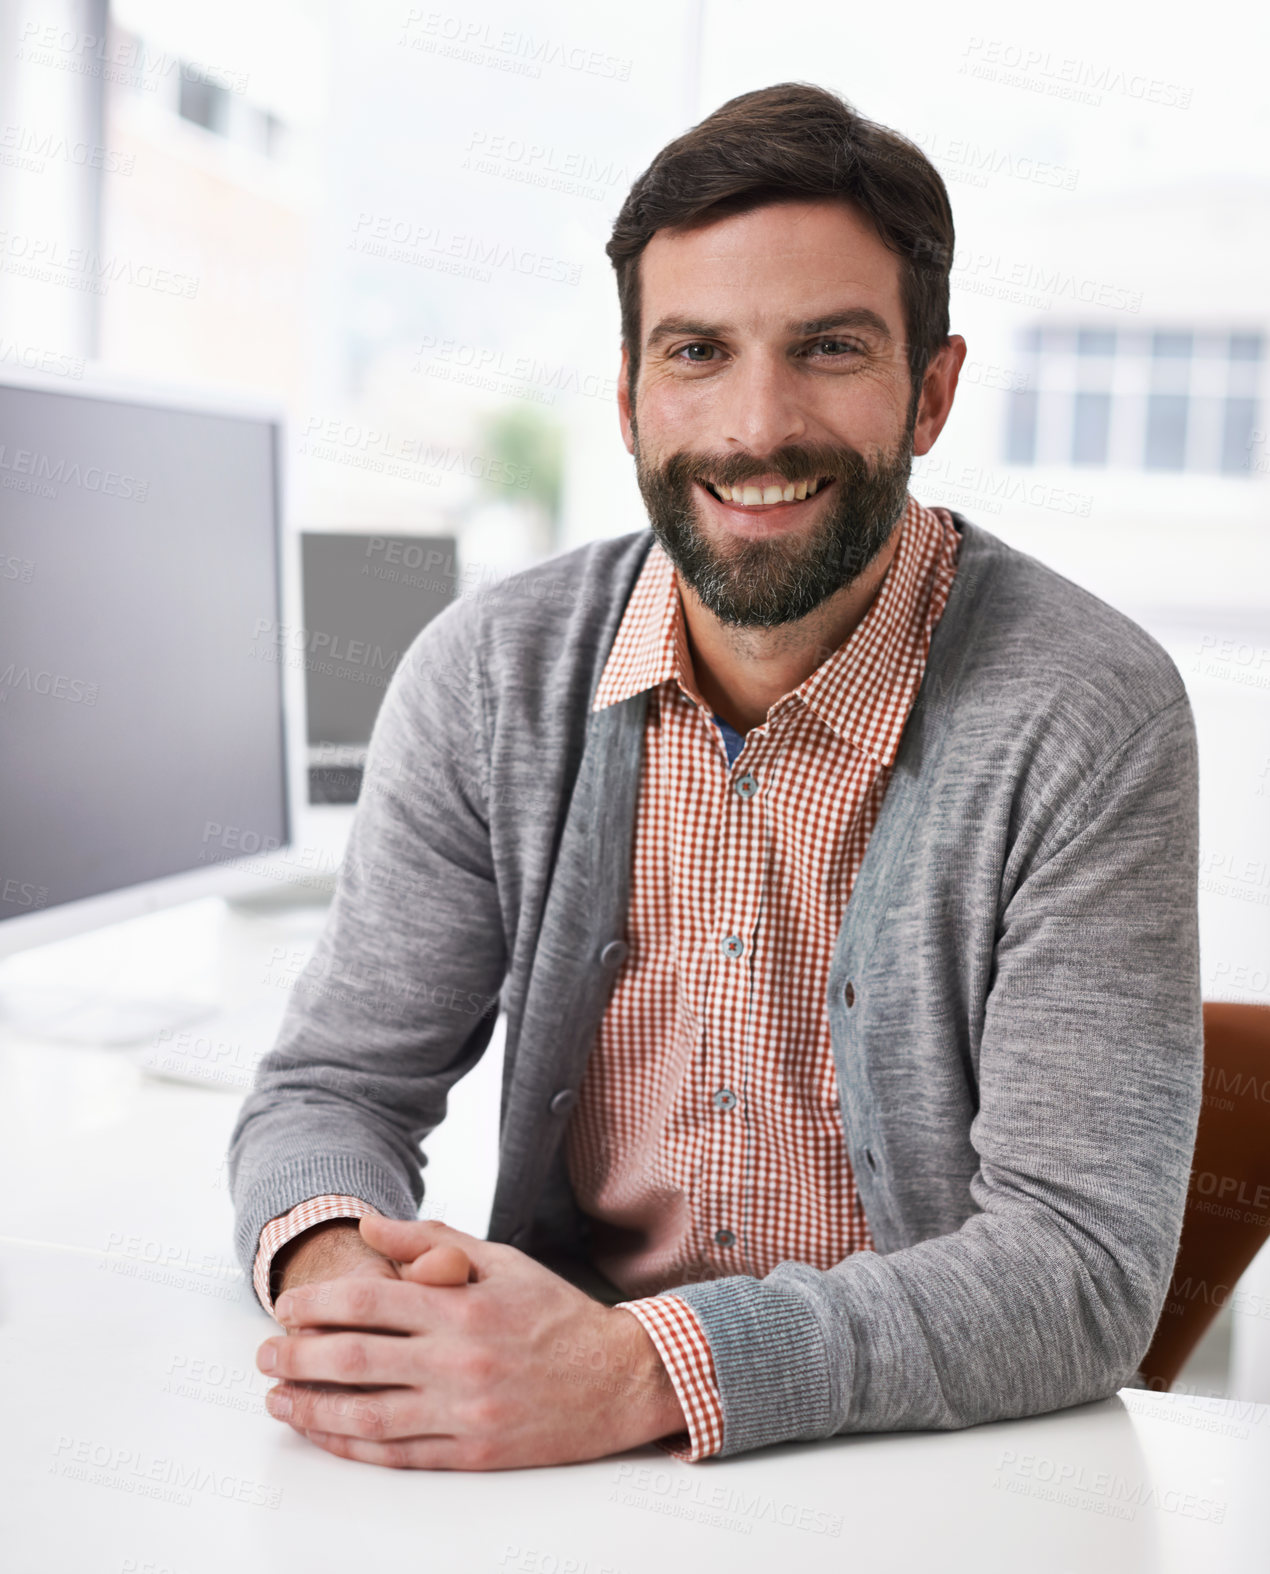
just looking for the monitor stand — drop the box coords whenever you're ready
[223,802,353,916]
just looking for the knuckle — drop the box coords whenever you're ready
[461,1393,502,1432]
[457,1298,491,1337]
[358,1398,393,1439]
[332,1337,368,1380]
[454,1344,495,1384]
[345,1281,378,1319]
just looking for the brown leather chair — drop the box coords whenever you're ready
[1137,1001,1270,1391]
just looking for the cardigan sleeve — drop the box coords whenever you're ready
[226,594,508,1289]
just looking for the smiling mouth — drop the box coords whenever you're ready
[701,476,835,508]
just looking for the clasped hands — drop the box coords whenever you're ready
[256,1215,687,1470]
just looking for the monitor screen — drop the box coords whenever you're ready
[0,381,288,923]
[300,532,456,749]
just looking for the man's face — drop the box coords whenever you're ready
[618,198,927,629]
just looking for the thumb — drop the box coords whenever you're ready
[400,1243,472,1287]
[359,1214,486,1276]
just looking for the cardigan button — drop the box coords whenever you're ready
[845,981,856,1007]
[599,940,628,967]
[548,1088,577,1115]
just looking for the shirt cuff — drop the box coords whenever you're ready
[252,1193,381,1320]
[616,1293,724,1461]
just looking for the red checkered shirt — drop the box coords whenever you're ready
[254,493,961,1462]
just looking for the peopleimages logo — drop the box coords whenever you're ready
[0,229,199,298]
[0,443,148,499]
[0,122,136,175]
[50,1435,281,1509]
[399,10,635,81]
[0,664,98,704]
[958,37,1192,110]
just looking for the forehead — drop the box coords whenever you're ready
[638,198,904,341]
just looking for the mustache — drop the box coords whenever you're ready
[654,442,876,491]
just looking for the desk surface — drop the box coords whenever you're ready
[3,906,1269,1572]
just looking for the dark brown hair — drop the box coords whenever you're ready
[606,81,954,409]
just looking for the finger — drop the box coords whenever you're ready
[302,1429,481,1471]
[400,1244,471,1287]
[259,1329,428,1387]
[273,1278,440,1333]
[359,1215,490,1272]
[268,1382,427,1441]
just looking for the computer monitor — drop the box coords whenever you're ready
[0,368,298,981]
[300,531,456,804]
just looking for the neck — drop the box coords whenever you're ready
[677,525,901,734]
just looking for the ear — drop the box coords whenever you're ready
[617,342,635,456]
[912,334,967,458]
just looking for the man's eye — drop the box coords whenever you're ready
[809,339,861,357]
[674,343,717,362]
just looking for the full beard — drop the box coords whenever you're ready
[631,416,916,629]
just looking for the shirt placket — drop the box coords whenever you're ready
[695,704,778,1278]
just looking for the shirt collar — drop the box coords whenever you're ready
[592,494,959,769]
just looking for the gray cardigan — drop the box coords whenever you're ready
[228,512,1203,1458]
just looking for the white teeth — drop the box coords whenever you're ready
[706,477,826,507]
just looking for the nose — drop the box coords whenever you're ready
[715,350,807,456]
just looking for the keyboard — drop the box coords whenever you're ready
[134,997,292,1091]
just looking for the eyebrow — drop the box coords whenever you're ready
[645,306,894,350]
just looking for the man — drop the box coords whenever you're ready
[229,82,1202,1470]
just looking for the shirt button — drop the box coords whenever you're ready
[734,772,758,798]
[599,940,628,967]
[712,1088,737,1111]
[713,1228,736,1247]
[548,1089,577,1115]
[845,980,856,1007]
[721,935,744,959]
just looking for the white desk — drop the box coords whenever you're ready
[3,906,1269,1572]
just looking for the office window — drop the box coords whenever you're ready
[1006,325,1264,475]
[1152,331,1194,360]
[1077,329,1116,356]
[1144,393,1189,470]
[178,69,230,135]
[1005,389,1038,464]
[1222,397,1258,474]
[160,48,285,160]
[1072,391,1112,464]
